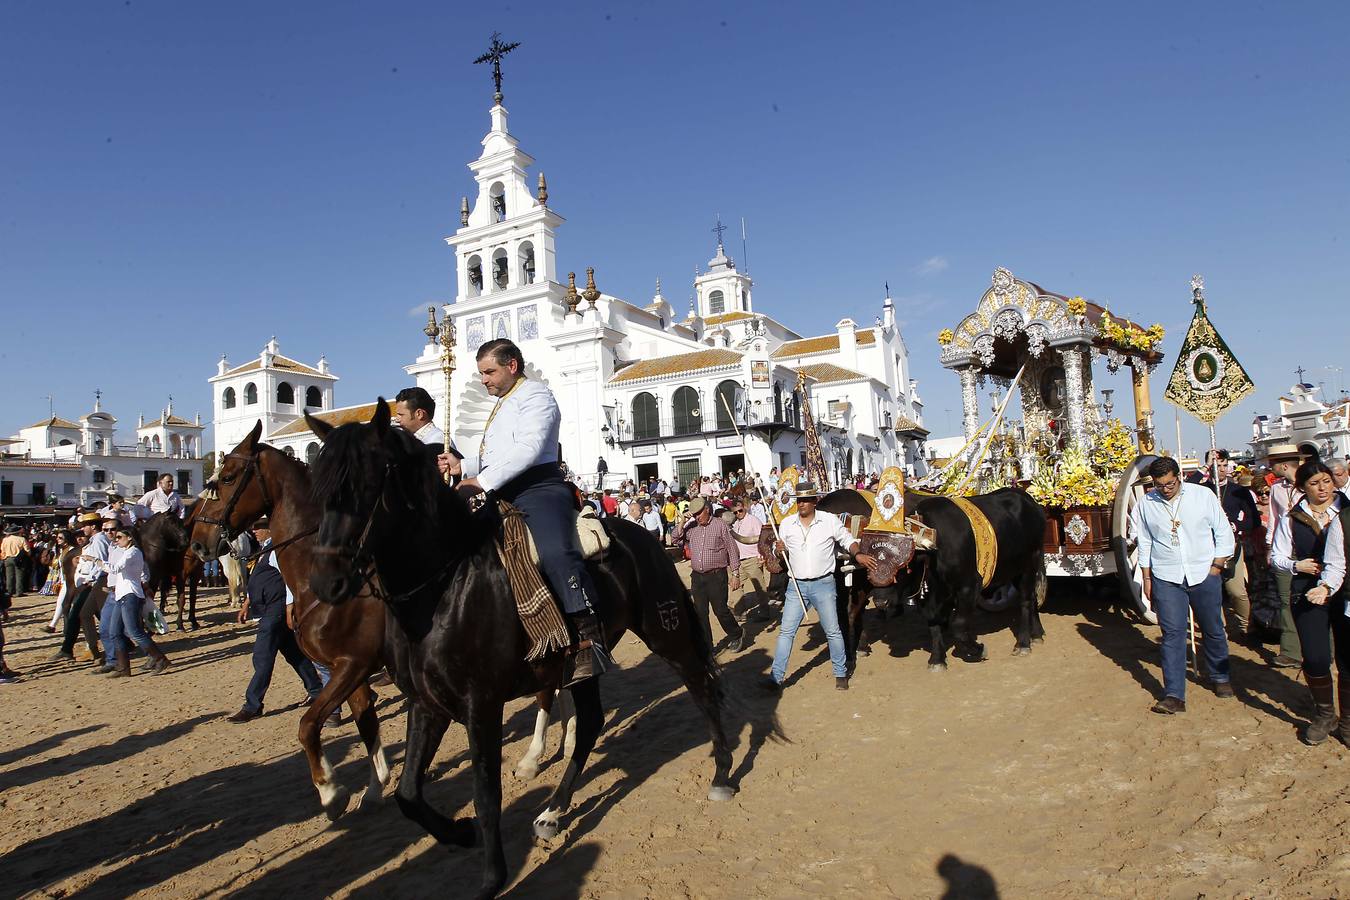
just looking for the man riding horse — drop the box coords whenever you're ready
[437,338,608,681]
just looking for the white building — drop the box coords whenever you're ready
[218,90,927,489]
[1250,382,1350,462]
[208,338,337,456]
[1,395,205,508]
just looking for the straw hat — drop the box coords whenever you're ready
[1265,443,1303,463]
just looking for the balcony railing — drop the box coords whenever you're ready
[613,405,801,443]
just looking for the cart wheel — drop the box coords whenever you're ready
[1112,454,1158,624]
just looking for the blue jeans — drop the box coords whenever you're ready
[1153,574,1229,701]
[104,594,158,657]
[771,575,847,682]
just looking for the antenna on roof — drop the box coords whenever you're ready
[741,217,750,274]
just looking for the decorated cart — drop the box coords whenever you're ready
[930,267,1166,619]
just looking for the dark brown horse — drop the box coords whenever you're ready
[135,507,203,630]
[189,423,390,818]
[305,401,734,900]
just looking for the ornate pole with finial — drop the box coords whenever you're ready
[425,306,457,478]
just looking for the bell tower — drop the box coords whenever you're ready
[694,217,753,319]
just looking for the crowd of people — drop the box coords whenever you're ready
[1136,444,1350,747]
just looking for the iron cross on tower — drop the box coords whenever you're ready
[474,32,521,103]
[712,215,728,250]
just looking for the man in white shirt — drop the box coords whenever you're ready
[764,482,876,692]
[137,473,184,519]
[439,339,608,682]
[1132,456,1236,714]
[1265,445,1305,668]
[394,386,447,454]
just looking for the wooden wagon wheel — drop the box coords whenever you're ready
[1111,453,1158,623]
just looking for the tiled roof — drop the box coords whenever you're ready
[895,416,930,435]
[27,416,81,430]
[608,349,742,384]
[795,362,868,385]
[140,415,203,429]
[223,354,326,378]
[269,400,395,438]
[771,329,877,359]
[703,311,754,326]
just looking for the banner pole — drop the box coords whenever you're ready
[718,393,809,617]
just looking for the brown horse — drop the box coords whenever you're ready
[189,423,390,818]
[136,506,205,631]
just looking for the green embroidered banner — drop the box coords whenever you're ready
[1163,277,1254,425]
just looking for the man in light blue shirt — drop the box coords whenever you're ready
[1131,456,1237,714]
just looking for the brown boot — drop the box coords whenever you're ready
[1337,674,1350,747]
[146,645,172,676]
[564,610,610,687]
[106,649,132,679]
[1303,672,1338,745]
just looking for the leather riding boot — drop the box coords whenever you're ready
[1303,673,1338,745]
[564,610,610,686]
[146,646,172,676]
[1337,674,1350,747]
[106,649,132,679]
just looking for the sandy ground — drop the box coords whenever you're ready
[2,572,1348,900]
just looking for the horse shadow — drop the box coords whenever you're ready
[0,714,216,793]
[0,723,106,771]
[1,720,379,897]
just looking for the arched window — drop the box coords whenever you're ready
[672,386,701,436]
[631,393,659,440]
[284,445,296,458]
[715,380,740,430]
[708,290,725,315]
[489,182,506,222]
[304,442,320,465]
[773,382,783,421]
[276,382,294,405]
[222,387,237,409]
[170,435,182,456]
[491,248,509,290]
[518,241,536,285]
[305,386,322,408]
[466,254,483,298]
[152,435,162,451]
[244,382,258,405]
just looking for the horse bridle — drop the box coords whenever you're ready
[196,451,273,542]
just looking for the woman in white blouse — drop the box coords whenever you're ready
[1269,460,1346,745]
[98,525,171,677]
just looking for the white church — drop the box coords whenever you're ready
[210,89,928,489]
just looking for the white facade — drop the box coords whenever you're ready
[1250,383,1350,462]
[228,94,927,490]
[400,96,927,490]
[209,338,337,455]
[1,396,204,507]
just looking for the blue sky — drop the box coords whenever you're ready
[3,1,1347,455]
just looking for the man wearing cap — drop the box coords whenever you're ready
[227,517,323,723]
[1265,444,1305,668]
[672,496,746,652]
[52,513,113,663]
[766,482,877,692]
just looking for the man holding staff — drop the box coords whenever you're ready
[764,482,877,693]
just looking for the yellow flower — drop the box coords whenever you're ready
[938,328,954,346]
[1067,296,1087,317]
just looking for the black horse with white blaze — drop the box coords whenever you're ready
[305,401,734,900]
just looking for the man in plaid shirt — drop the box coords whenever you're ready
[673,497,745,652]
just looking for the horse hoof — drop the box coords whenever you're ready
[533,809,562,840]
[928,663,948,672]
[1012,646,1032,657]
[1032,636,1045,645]
[323,786,351,822]
[707,785,735,802]
[514,761,540,781]
[357,786,383,812]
